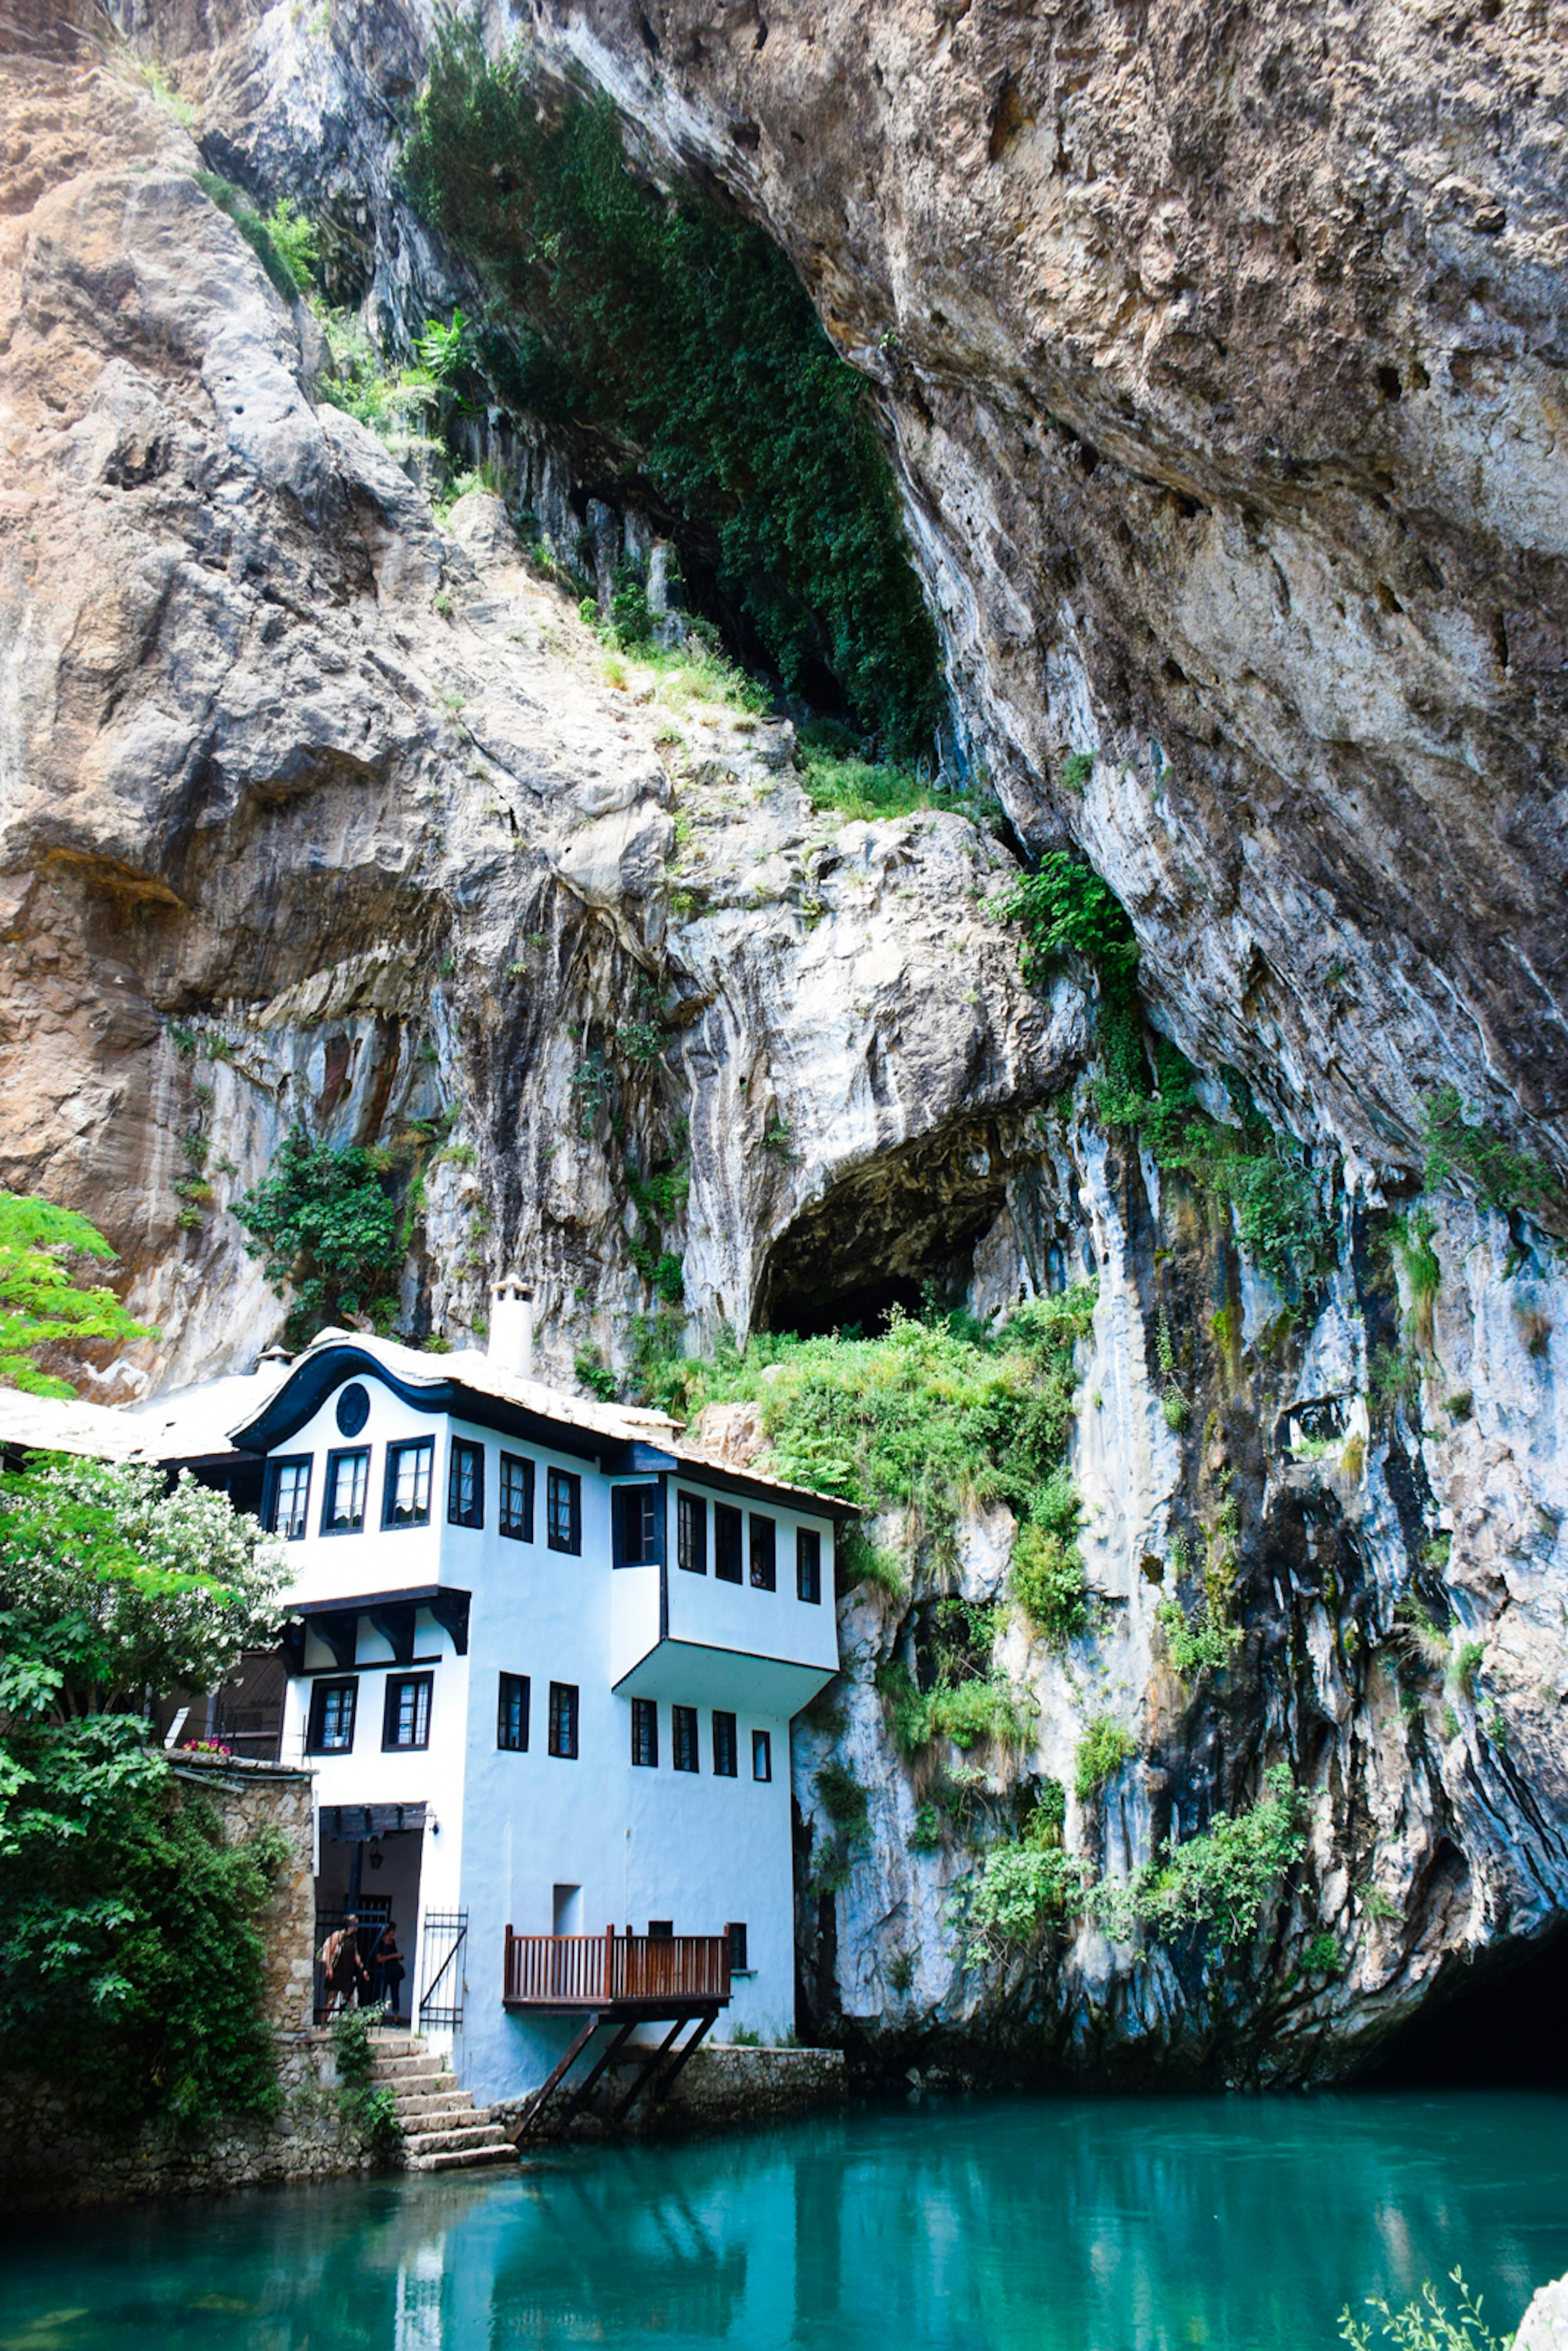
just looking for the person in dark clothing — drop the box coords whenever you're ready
[372,1921,406,2018]
[321,1914,370,2014]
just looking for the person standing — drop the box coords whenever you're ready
[371,1921,406,2019]
[321,1914,370,2015]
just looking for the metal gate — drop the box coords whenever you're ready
[418,1910,469,2029]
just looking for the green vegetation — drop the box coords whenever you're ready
[1339,2271,1508,2351]
[403,26,942,751]
[993,853,1140,1000]
[329,2006,403,2157]
[1075,1716,1138,1801]
[232,1130,402,1350]
[1370,1343,1423,1420]
[194,175,318,301]
[1157,1593,1243,1676]
[964,1838,1089,1961]
[0,1456,286,2124]
[1423,1083,1564,1222]
[0,1194,152,1397]
[1060,750,1095,795]
[1010,1467,1089,1647]
[1096,1766,1304,1949]
[878,1649,1035,1759]
[1299,1928,1343,1977]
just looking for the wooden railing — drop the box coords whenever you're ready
[503,1928,731,2010]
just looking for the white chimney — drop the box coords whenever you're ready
[489,1276,535,1381]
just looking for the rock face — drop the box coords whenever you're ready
[2,0,1566,2089]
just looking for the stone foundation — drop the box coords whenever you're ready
[494,2042,847,2142]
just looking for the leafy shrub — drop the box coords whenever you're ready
[813,1761,869,1832]
[964,1840,1089,1960]
[1095,1766,1303,1948]
[1299,1928,1343,1977]
[1060,750,1095,794]
[1423,1084,1564,1221]
[0,1193,152,1397]
[1075,1716,1138,1801]
[330,2004,403,2157]
[232,1131,402,1349]
[1011,1523,1089,1647]
[1339,2270,1508,2351]
[1370,1343,1423,1420]
[403,29,943,752]
[574,1351,619,1402]
[878,1659,1034,1757]
[908,1802,942,1854]
[992,853,1140,997]
[1157,1595,1242,1678]
[194,175,316,299]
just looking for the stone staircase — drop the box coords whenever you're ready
[368,2032,518,2173]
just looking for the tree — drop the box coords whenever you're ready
[0,1192,152,1397]
[232,1129,401,1348]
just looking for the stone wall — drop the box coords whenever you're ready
[169,1755,318,2041]
[494,2043,847,2143]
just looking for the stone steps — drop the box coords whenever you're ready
[367,2035,518,2176]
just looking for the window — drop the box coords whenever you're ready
[797,1526,822,1605]
[752,1729,772,1782]
[448,1438,484,1529]
[307,1677,357,1754]
[383,1438,433,1528]
[547,1468,581,1555]
[613,1483,662,1567]
[497,1672,530,1752]
[321,1448,368,1535]
[266,1456,312,1540]
[548,1681,579,1759]
[677,1491,707,1574]
[715,1503,743,1584]
[631,1696,659,1767]
[383,1672,432,1751]
[673,1704,699,1772]
[499,1453,535,1543]
[726,1921,748,1973]
[749,1514,777,1591]
[648,1919,673,1939]
[713,1711,737,1777]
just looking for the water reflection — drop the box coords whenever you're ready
[4,2092,1567,2351]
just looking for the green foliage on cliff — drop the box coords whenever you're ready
[232,1130,402,1349]
[1074,1716,1138,1801]
[1096,1765,1304,1948]
[1010,1466,1089,1647]
[1422,1083,1564,1223]
[0,1193,152,1398]
[195,174,317,300]
[402,25,943,753]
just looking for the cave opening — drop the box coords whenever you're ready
[1360,1922,1568,2087]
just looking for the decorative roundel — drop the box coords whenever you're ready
[335,1381,370,1438]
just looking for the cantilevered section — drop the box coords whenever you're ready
[503,1929,730,2013]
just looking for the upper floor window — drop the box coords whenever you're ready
[321,1447,369,1536]
[383,1672,432,1752]
[631,1696,659,1768]
[307,1677,357,1754]
[499,1453,535,1543]
[797,1526,822,1605]
[677,1491,707,1574]
[749,1514,777,1592]
[383,1438,433,1529]
[672,1704,699,1772]
[613,1483,662,1567]
[712,1710,737,1778]
[497,1672,530,1752]
[715,1503,743,1585]
[266,1456,312,1541]
[752,1729,772,1783]
[549,1680,579,1759]
[448,1438,484,1530]
[548,1468,581,1555]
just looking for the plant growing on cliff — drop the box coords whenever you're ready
[232,1130,403,1349]
[1423,1083,1564,1223]
[403,27,944,752]
[1094,1766,1303,1949]
[1010,1466,1090,1647]
[1075,1716,1138,1801]
[0,1193,153,1397]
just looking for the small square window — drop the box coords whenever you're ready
[647,1919,674,1939]
[749,1514,777,1591]
[549,1681,579,1759]
[383,1438,433,1528]
[613,1484,661,1567]
[497,1672,530,1752]
[715,1503,743,1584]
[308,1677,357,1754]
[321,1448,369,1535]
[448,1438,484,1529]
[796,1526,822,1604]
[712,1710,737,1777]
[499,1453,534,1542]
[672,1704,699,1772]
[548,1468,581,1555]
[631,1696,659,1768]
[677,1491,707,1574]
[726,1921,748,1973]
[751,1728,772,1783]
[383,1672,432,1751]
[267,1456,312,1540]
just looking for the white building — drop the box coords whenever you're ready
[210,1298,846,2109]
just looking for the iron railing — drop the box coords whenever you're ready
[418,1910,469,2029]
[503,1929,731,2010]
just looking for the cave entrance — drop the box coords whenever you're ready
[754,1121,1014,1340]
[1361,1921,1568,2087]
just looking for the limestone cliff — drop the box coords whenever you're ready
[2,0,1566,2086]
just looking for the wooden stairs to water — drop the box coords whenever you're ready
[368,2032,519,2174]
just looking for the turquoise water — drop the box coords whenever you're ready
[4,2093,1567,2351]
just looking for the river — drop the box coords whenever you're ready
[4,2091,1566,2350]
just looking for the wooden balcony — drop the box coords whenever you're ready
[503,1928,731,2014]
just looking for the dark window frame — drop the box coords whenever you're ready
[447,1437,484,1530]
[796,1525,822,1604]
[547,1467,582,1556]
[499,1452,535,1543]
[382,1436,434,1529]
[677,1490,708,1574]
[726,1921,748,1973]
[548,1680,579,1759]
[307,1676,358,1754]
[672,1704,699,1772]
[612,1483,663,1569]
[712,1710,737,1778]
[497,1672,530,1752]
[382,1671,433,1752]
[321,1445,370,1536]
[631,1696,659,1768]
[749,1513,777,1592]
[714,1502,744,1585]
[265,1454,313,1541]
[752,1728,773,1783]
